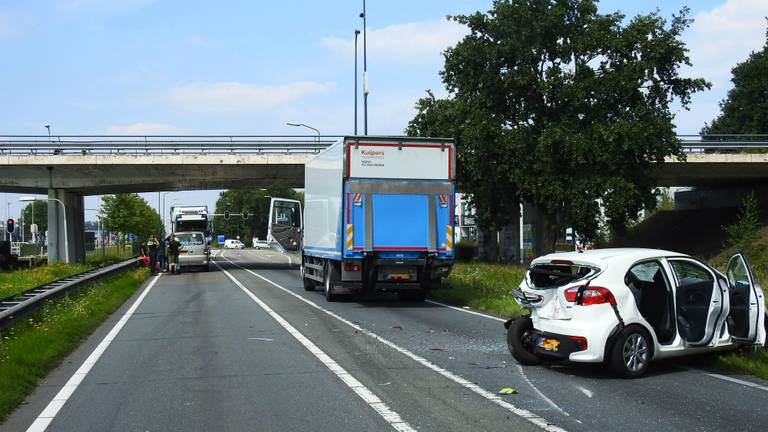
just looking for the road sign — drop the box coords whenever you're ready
[127,233,134,241]
[224,210,230,220]
[217,234,225,244]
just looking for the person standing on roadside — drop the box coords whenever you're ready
[147,234,160,275]
[158,235,167,273]
[168,233,181,274]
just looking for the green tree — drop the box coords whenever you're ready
[21,200,48,242]
[724,192,761,252]
[702,26,768,135]
[407,0,710,252]
[101,193,163,247]
[213,188,303,245]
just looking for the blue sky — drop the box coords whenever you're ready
[2,0,767,224]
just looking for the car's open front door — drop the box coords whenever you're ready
[267,198,303,253]
[725,253,766,346]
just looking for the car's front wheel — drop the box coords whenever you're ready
[608,326,652,378]
[507,316,542,366]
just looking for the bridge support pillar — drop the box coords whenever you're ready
[47,189,85,264]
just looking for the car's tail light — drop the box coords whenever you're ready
[344,264,361,272]
[563,286,616,306]
[204,248,210,256]
[568,336,588,351]
[564,286,581,302]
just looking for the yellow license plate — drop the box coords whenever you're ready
[388,274,411,281]
[537,337,560,352]
[180,251,188,255]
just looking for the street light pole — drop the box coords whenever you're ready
[286,122,320,142]
[360,0,368,135]
[354,29,361,135]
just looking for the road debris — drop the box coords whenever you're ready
[498,387,517,395]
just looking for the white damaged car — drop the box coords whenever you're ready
[506,248,767,377]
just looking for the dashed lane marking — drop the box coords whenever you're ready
[223,256,567,432]
[215,261,415,432]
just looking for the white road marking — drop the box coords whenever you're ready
[26,274,163,432]
[215,261,415,432]
[425,299,507,322]
[516,365,575,421]
[575,386,593,398]
[693,369,768,393]
[223,257,567,432]
[248,337,274,341]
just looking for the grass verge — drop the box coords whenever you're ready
[0,263,90,299]
[718,349,768,381]
[432,262,526,318]
[0,268,148,422]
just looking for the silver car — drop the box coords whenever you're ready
[176,231,210,272]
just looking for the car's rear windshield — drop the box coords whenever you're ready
[528,263,598,288]
[177,233,205,246]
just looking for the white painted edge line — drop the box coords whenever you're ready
[691,369,768,393]
[214,261,415,432]
[516,365,576,422]
[222,257,566,432]
[26,274,163,432]
[425,299,507,322]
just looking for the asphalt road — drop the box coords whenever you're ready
[5,248,768,432]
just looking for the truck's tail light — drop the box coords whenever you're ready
[564,286,616,306]
[344,264,361,272]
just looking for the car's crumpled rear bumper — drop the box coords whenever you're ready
[530,304,619,363]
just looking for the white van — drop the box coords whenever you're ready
[223,239,245,249]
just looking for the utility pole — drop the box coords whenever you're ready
[360,0,368,135]
[354,29,360,135]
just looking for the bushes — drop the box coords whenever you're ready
[454,239,478,261]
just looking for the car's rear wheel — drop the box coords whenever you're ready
[507,316,543,366]
[608,326,652,378]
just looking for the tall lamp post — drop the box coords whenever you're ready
[20,196,68,263]
[354,29,361,135]
[360,0,368,135]
[286,122,320,142]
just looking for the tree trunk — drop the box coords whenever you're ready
[477,225,499,262]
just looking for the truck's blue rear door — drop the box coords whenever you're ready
[371,194,429,251]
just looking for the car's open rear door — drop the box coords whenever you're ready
[725,253,766,346]
[267,198,303,253]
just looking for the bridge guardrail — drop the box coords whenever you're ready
[0,135,339,156]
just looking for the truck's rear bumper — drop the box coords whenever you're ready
[339,281,424,292]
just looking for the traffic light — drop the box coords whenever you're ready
[224,210,230,221]
[6,218,14,234]
[242,210,249,219]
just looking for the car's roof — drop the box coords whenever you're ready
[532,248,688,266]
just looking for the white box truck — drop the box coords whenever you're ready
[268,136,456,301]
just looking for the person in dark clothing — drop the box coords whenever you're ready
[147,234,160,275]
[158,236,167,272]
[167,233,181,274]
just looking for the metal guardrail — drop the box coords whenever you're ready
[1,134,766,155]
[0,135,339,156]
[678,135,768,151]
[0,257,140,328]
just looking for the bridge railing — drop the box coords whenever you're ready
[679,134,768,152]
[0,135,340,155]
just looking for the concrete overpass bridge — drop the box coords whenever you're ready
[1,134,766,263]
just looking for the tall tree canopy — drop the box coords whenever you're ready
[702,25,768,135]
[407,0,709,249]
[213,188,303,244]
[101,193,163,243]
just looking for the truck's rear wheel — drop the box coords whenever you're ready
[301,264,315,291]
[324,260,341,302]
